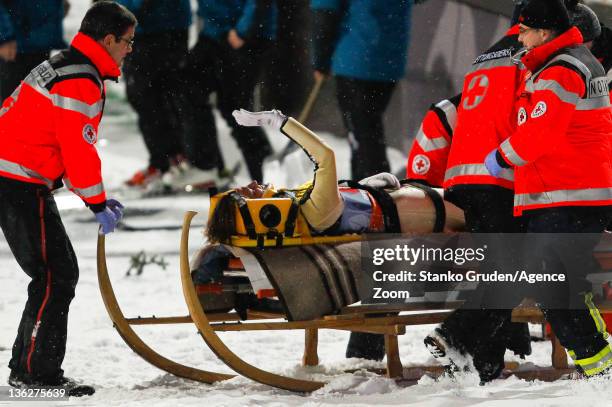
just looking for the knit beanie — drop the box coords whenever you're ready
[519,0,571,31]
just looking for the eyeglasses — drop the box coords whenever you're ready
[117,36,134,47]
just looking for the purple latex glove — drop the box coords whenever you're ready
[106,198,124,222]
[95,208,118,235]
[485,149,503,177]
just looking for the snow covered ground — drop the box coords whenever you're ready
[2,2,612,406]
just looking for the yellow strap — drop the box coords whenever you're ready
[230,232,361,248]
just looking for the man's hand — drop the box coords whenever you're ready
[484,149,504,177]
[106,198,124,222]
[95,199,124,235]
[359,172,401,190]
[0,41,17,62]
[228,29,245,49]
[232,108,287,130]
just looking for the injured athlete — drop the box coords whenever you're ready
[190,110,466,320]
[194,109,465,281]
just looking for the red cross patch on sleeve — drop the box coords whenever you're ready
[82,124,97,144]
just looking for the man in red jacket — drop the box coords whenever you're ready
[0,1,136,395]
[417,17,530,383]
[405,95,460,187]
[485,0,612,377]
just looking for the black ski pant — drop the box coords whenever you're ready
[178,36,273,182]
[521,208,611,368]
[441,187,531,362]
[335,76,396,181]
[0,51,49,103]
[123,30,188,172]
[0,177,79,381]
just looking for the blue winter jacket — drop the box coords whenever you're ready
[0,0,65,54]
[311,0,413,82]
[197,0,277,42]
[116,0,191,35]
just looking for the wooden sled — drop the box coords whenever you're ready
[98,211,612,392]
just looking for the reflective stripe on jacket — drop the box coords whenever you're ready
[0,33,120,205]
[497,27,612,216]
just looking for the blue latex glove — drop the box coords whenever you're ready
[95,208,118,235]
[485,149,503,177]
[95,198,124,235]
[106,198,124,222]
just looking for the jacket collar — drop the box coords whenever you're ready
[521,26,583,72]
[70,32,121,81]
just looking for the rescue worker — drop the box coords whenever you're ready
[117,0,191,192]
[405,95,460,187]
[485,0,612,377]
[423,0,609,384]
[421,11,530,383]
[0,0,70,102]
[177,0,276,186]
[0,1,136,395]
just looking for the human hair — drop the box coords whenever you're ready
[206,194,237,244]
[79,1,137,41]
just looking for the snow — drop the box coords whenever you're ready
[1,2,612,406]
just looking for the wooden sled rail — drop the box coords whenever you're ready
[97,234,235,384]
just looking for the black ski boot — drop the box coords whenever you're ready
[498,320,532,358]
[8,371,95,397]
[424,327,473,375]
[472,339,506,385]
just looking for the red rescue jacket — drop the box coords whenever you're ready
[0,32,120,208]
[443,25,525,192]
[405,94,460,187]
[497,27,612,216]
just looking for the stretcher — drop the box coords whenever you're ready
[97,211,612,392]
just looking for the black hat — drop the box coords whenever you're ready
[570,3,601,43]
[519,0,571,32]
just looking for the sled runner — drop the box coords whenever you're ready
[97,208,612,392]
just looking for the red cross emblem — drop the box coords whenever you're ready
[412,154,430,175]
[463,74,489,110]
[82,124,97,144]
